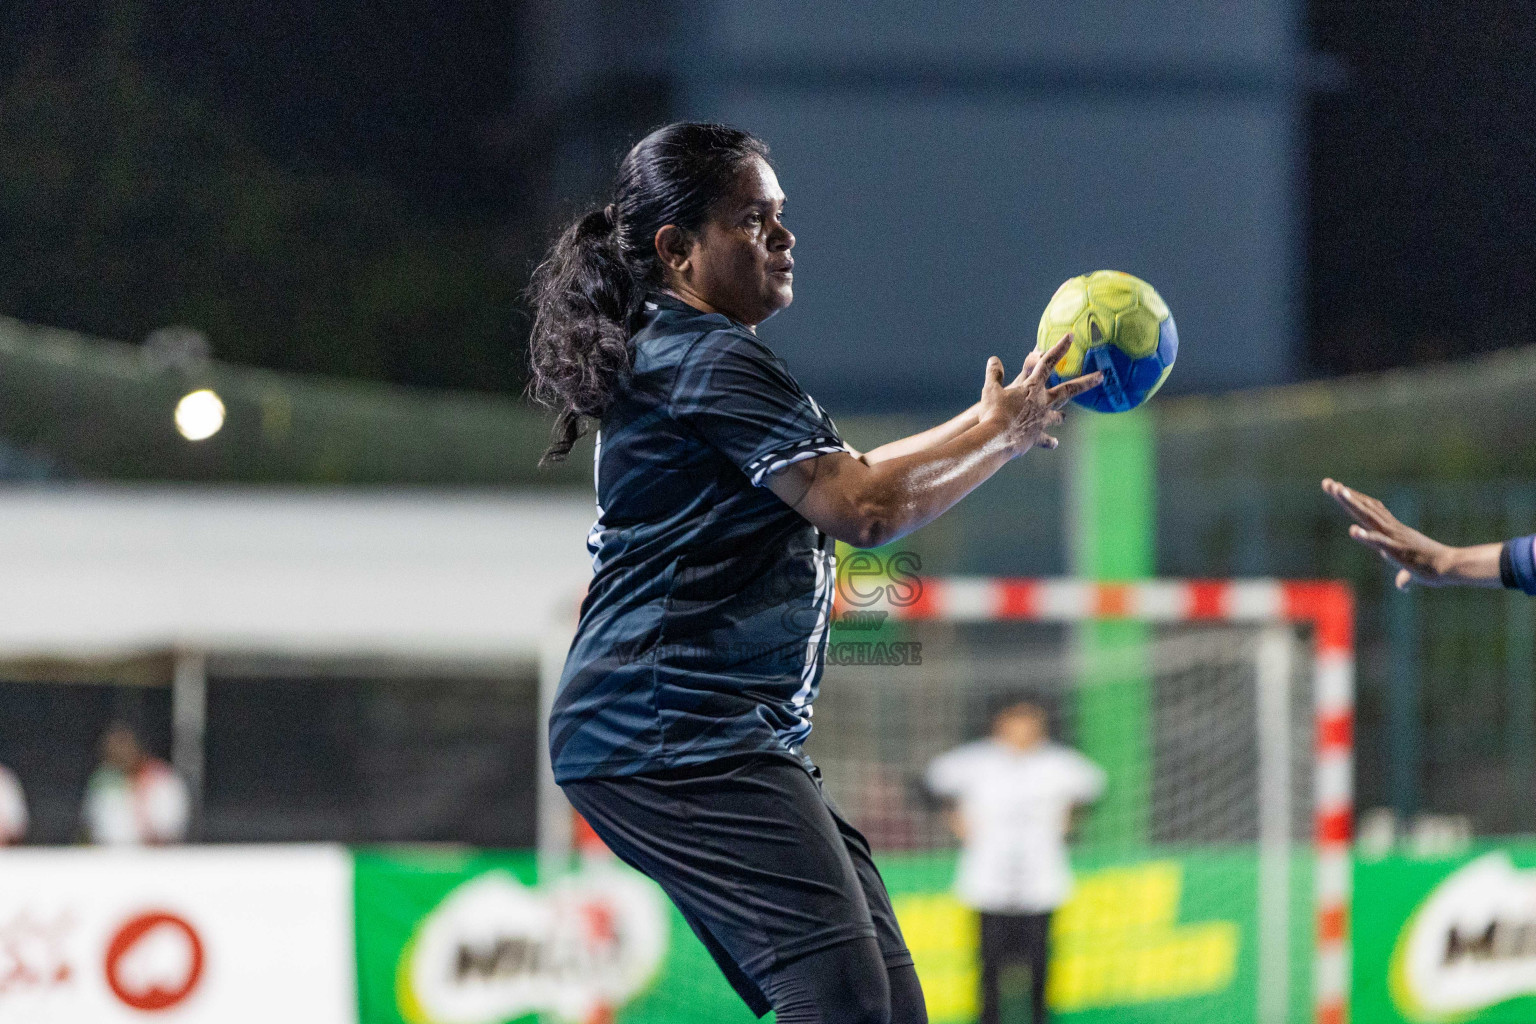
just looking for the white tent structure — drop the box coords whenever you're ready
[0,486,592,850]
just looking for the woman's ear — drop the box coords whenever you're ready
[654,224,693,277]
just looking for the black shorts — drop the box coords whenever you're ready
[562,752,914,1017]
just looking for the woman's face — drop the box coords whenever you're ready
[668,156,795,327]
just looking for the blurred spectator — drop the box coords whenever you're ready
[925,701,1105,1024]
[0,761,26,845]
[83,723,190,845]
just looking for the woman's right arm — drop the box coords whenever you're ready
[768,337,1101,549]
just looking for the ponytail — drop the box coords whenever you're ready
[526,123,769,464]
[526,206,637,464]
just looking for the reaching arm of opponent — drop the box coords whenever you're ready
[768,337,1101,549]
[1322,478,1509,590]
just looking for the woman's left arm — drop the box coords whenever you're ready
[852,350,1055,464]
[852,403,982,465]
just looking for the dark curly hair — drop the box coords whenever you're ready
[526,123,770,463]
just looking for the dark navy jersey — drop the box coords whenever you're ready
[549,294,847,783]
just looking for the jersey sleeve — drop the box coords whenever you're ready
[1502,535,1536,595]
[671,329,846,487]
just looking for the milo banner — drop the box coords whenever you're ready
[354,849,1308,1024]
[353,850,675,1024]
[1355,844,1536,1024]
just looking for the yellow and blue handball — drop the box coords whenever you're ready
[1034,269,1177,413]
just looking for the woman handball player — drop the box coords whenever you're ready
[527,122,1102,1024]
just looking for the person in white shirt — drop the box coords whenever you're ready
[83,723,191,846]
[0,762,27,845]
[925,701,1105,1024]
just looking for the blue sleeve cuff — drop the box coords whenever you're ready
[1507,536,1536,595]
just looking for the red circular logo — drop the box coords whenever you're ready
[104,912,205,1012]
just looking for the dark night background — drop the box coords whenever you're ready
[1,0,1532,391]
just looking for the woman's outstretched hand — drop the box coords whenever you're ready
[978,335,1103,457]
[767,338,1103,549]
[1322,478,1502,589]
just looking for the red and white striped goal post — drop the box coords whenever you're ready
[846,576,1354,1024]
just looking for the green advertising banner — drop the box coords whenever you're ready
[354,848,753,1024]
[1354,845,1536,1024]
[354,848,539,1024]
[889,851,1296,1024]
[354,848,1313,1024]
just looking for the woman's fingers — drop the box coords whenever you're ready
[1324,480,1382,531]
[1355,491,1398,531]
[1327,478,1444,589]
[1349,524,1398,554]
[983,356,1005,394]
[1046,372,1104,406]
[1029,336,1073,385]
[1020,410,1066,452]
[1322,479,1371,524]
[1324,478,1399,534]
[1351,528,1400,561]
[1350,526,1425,574]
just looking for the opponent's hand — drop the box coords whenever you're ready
[1322,478,1457,590]
[978,336,1103,457]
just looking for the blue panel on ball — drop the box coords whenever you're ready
[1050,316,1176,413]
[1128,354,1165,394]
[1078,342,1139,413]
[1157,316,1179,368]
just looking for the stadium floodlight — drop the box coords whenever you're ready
[175,389,226,441]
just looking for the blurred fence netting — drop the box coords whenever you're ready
[1160,475,1536,836]
[1156,346,1536,836]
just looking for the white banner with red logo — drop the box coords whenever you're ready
[0,845,354,1023]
